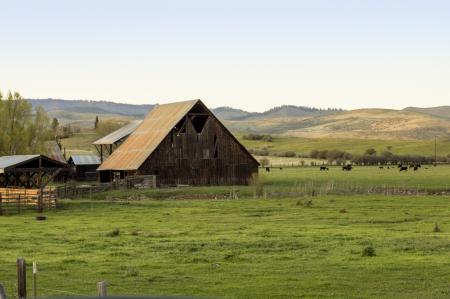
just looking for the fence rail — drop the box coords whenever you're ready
[0,187,56,214]
[56,175,157,199]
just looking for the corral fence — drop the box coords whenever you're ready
[56,175,157,199]
[0,258,112,299]
[0,187,57,214]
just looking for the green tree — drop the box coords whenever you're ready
[0,90,52,155]
[51,117,59,132]
[365,148,377,156]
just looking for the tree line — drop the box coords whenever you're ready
[0,90,53,155]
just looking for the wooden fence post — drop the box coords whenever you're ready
[97,281,107,297]
[32,262,37,299]
[0,284,7,299]
[17,258,26,299]
[0,193,3,216]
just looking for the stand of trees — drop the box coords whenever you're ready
[0,90,52,155]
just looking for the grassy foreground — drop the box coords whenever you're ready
[1,195,450,298]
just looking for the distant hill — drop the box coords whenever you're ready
[213,105,342,120]
[28,98,154,117]
[27,98,450,140]
[404,106,450,119]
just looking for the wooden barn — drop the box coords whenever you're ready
[68,155,101,181]
[97,100,259,185]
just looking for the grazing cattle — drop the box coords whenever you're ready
[379,166,384,169]
[414,166,419,171]
[320,166,329,171]
[279,167,283,170]
[387,166,390,169]
[265,167,270,172]
[399,166,408,171]
[409,164,414,168]
[342,165,352,171]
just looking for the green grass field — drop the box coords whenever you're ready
[239,135,450,157]
[1,196,450,298]
[1,167,450,298]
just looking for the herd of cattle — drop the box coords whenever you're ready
[317,163,426,171]
[264,164,427,172]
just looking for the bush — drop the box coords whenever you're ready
[433,223,441,233]
[243,134,273,142]
[362,246,376,257]
[249,148,270,156]
[275,151,296,157]
[106,228,120,237]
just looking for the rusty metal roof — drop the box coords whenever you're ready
[92,120,143,145]
[98,100,199,171]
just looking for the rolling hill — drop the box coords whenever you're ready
[29,98,450,140]
[404,106,450,119]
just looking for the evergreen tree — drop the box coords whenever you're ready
[51,117,59,132]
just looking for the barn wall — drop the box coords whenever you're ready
[138,115,258,185]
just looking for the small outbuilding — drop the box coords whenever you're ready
[68,155,101,181]
[92,120,143,162]
[97,100,259,185]
[0,155,70,188]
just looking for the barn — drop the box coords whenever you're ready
[97,100,259,185]
[68,155,101,181]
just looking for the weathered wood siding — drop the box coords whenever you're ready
[138,114,258,185]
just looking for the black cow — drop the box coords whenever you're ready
[399,166,408,172]
[342,165,352,171]
[265,167,270,172]
[320,166,329,171]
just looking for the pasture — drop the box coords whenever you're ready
[1,166,450,298]
[2,196,450,298]
[240,135,450,157]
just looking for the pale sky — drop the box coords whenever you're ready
[1,0,449,112]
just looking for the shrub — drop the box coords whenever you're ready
[243,134,273,142]
[106,228,120,237]
[362,246,376,257]
[433,223,441,233]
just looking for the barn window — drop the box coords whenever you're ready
[214,148,218,158]
[191,115,208,133]
[213,134,217,146]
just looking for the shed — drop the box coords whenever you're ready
[0,155,70,188]
[93,120,143,162]
[97,100,259,185]
[68,155,101,181]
